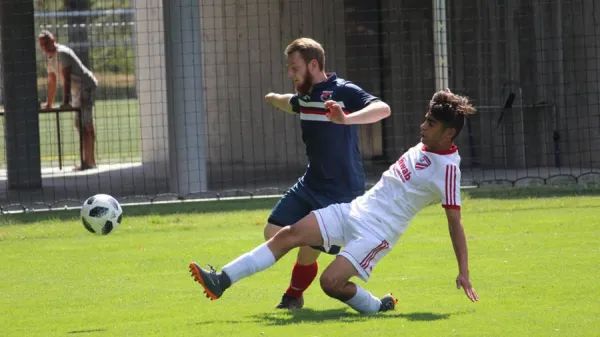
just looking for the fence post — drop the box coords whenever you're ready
[65,0,90,68]
[163,0,208,196]
[0,0,42,190]
[433,0,449,91]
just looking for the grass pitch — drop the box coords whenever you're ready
[0,189,598,336]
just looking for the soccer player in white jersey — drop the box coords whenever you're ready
[189,89,479,313]
[38,30,99,171]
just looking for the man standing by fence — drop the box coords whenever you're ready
[38,30,98,171]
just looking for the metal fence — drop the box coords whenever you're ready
[1,0,599,212]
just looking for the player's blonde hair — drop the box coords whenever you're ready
[38,30,55,44]
[284,37,325,70]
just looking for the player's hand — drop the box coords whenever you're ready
[264,93,280,110]
[324,100,347,124]
[264,92,277,104]
[456,273,479,302]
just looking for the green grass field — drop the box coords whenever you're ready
[0,99,140,168]
[0,189,598,336]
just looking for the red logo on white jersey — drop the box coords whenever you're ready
[394,156,412,182]
[415,155,431,170]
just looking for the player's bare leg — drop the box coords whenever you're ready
[190,213,324,300]
[263,223,279,240]
[80,124,97,168]
[265,223,320,309]
[73,119,84,170]
[86,123,97,167]
[296,246,320,264]
[73,119,96,171]
[320,255,398,313]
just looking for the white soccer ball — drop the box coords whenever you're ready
[80,194,123,235]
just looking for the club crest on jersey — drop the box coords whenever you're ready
[415,155,431,170]
[320,91,333,101]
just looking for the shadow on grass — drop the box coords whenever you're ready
[193,308,453,326]
[67,328,107,334]
[249,308,453,325]
[0,197,280,225]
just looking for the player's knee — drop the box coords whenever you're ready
[263,223,281,241]
[319,274,344,299]
[272,226,302,249]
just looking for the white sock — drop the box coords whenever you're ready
[221,242,276,285]
[345,285,382,313]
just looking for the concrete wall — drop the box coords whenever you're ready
[380,0,436,160]
[343,0,385,162]
[561,0,600,169]
[447,0,600,170]
[131,0,600,193]
[199,0,348,188]
[133,0,169,180]
[0,40,3,104]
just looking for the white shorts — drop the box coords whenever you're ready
[313,203,392,282]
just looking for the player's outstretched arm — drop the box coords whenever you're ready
[264,92,295,114]
[445,208,479,303]
[42,72,58,109]
[325,100,391,125]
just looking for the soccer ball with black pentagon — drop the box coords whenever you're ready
[80,194,123,235]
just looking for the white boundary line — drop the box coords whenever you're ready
[1,186,481,215]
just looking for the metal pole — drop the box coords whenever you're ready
[0,0,42,189]
[433,0,449,91]
[65,0,90,67]
[163,0,208,195]
[55,112,62,170]
[554,1,564,168]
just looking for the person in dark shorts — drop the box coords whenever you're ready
[260,37,391,309]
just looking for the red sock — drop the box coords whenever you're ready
[285,262,318,298]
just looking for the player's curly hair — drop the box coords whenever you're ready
[284,37,325,71]
[428,88,476,140]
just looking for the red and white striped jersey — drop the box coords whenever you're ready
[349,142,462,242]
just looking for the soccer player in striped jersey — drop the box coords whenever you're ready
[189,88,479,313]
[256,38,391,309]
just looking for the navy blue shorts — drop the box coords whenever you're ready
[268,183,357,255]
